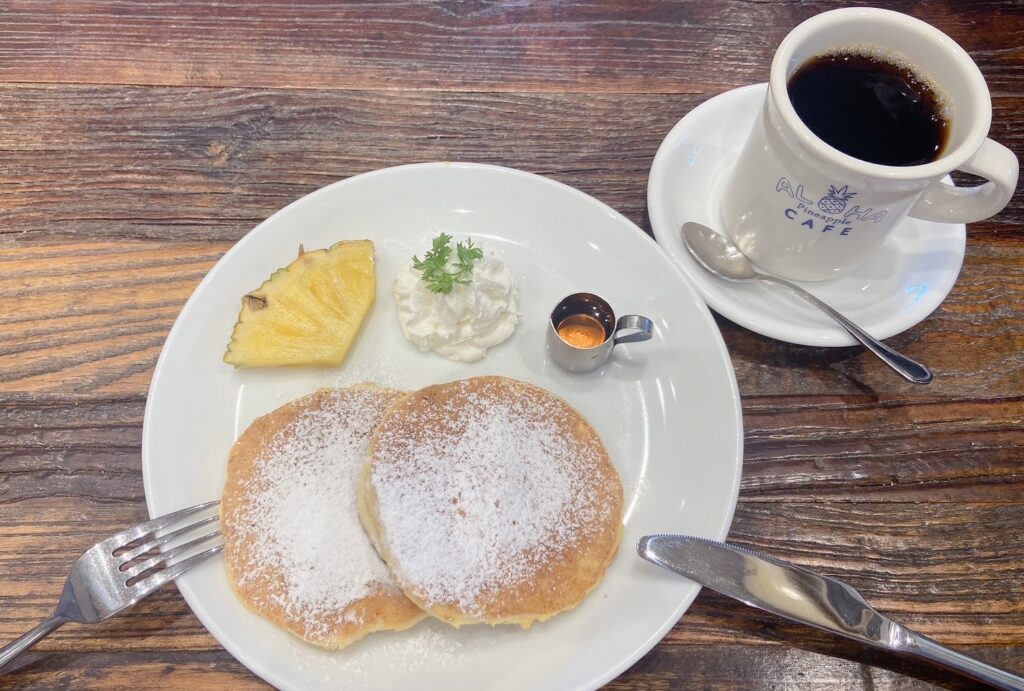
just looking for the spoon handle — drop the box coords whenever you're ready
[759,276,933,384]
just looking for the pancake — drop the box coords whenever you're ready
[221,385,426,649]
[359,376,623,628]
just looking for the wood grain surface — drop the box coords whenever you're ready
[0,0,1022,689]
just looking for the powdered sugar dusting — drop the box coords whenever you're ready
[370,378,616,616]
[226,387,399,639]
[344,621,470,676]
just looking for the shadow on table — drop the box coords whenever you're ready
[715,313,890,393]
[0,587,204,684]
[779,628,1013,690]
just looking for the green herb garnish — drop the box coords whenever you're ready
[412,233,484,294]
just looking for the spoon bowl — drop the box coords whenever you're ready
[682,222,758,281]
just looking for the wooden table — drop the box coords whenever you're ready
[1,1,1021,688]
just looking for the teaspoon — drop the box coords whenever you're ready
[681,222,933,384]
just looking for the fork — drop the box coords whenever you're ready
[0,500,223,674]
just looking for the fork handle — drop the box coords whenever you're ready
[0,615,67,674]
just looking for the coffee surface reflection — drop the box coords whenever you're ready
[788,50,950,166]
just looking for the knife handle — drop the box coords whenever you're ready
[903,630,1024,690]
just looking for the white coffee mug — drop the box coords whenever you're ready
[721,7,1018,282]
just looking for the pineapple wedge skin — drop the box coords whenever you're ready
[223,239,376,367]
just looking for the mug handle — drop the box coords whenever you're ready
[908,139,1018,224]
[613,315,654,345]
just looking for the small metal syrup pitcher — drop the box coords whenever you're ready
[547,293,653,373]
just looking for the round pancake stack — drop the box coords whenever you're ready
[220,385,425,649]
[360,376,624,628]
[222,376,623,646]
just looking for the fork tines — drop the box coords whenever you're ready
[102,501,223,591]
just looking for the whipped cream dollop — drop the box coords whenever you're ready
[394,254,518,362]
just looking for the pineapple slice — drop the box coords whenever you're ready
[223,240,375,367]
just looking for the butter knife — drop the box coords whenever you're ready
[638,534,1024,690]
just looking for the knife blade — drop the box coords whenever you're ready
[637,534,1024,690]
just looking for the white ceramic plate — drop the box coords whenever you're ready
[142,163,743,691]
[648,84,967,347]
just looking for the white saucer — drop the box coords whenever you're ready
[647,84,966,347]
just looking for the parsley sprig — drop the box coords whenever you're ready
[411,233,485,294]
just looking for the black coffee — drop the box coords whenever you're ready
[787,51,949,166]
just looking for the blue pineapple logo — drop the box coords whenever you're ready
[817,185,856,214]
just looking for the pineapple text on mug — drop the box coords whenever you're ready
[775,178,888,235]
[721,8,1018,282]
